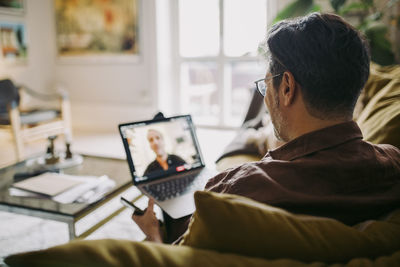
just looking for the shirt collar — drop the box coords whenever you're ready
[267,121,363,161]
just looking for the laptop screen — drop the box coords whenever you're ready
[119,115,205,184]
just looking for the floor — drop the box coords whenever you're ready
[0,127,236,263]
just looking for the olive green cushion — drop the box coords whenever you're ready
[5,238,400,267]
[180,191,400,263]
[4,239,323,267]
[357,63,400,148]
[5,191,400,267]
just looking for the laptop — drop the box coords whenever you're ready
[119,114,216,218]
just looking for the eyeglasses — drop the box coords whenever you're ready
[254,73,282,96]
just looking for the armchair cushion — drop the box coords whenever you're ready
[0,78,64,125]
[0,109,60,125]
[180,191,400,263]
[0,79,19,113]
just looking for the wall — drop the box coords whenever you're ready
[0,0,55,92]
[0,0,159,133]
[54,0,159,132]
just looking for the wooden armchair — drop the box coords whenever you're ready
[0,79,72,161]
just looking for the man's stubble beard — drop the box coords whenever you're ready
[270,93,289,142]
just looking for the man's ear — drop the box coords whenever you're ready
[280,71,297,106]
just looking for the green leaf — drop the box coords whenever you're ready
[330,0,347,12]
[366,12,383,22]
[364,23,395,65]
[360,0,374,7]
[339,2,369,15]
[272,0,315,25]
[358,13,383,31]
[309,4,322,13]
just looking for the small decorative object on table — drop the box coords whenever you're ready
[14,135,83,181]
[27,135,83,172]
[45,135,60,165]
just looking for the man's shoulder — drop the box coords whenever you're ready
[370,142,400,158]
[372,142,400,151]
[217,160,270,178]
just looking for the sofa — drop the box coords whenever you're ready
[4,63,400,266]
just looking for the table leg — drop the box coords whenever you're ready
[67,220,76,240]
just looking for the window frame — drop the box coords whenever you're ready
[170,0,270,128]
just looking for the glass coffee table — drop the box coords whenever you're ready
[0,154,142,240]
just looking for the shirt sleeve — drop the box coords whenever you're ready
[204,166,239,193]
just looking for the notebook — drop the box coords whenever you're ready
[119,114,216,218]
[12,172,84,197]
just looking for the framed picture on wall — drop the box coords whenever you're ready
[0,0,24,15]
[54,0,140,63]
[0,22,27,64]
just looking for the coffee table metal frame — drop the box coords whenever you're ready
[0,154,142,240]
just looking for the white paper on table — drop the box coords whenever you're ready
[52,175,115,204]
[9,187,45,198]
[12,173,84,196]
[74,176,116,204]
[9,173,116,204]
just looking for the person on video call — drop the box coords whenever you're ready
[133,12,400,244]
[143,129,186,176]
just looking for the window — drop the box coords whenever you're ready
[175,0,268,127]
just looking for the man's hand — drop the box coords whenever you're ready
[131,198,163,243]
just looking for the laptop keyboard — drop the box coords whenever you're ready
[143,172,206,202]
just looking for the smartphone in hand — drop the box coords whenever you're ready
[120,197,145,216]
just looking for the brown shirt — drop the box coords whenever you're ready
[205,121,400,225]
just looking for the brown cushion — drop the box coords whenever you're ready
[180,191,400,263]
